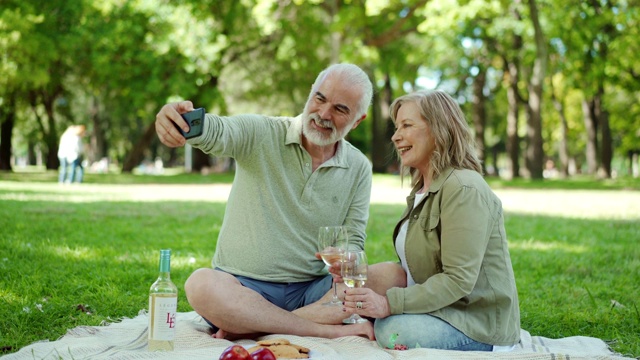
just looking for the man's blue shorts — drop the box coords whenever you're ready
[203,268,333,332]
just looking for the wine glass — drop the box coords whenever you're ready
[341,249,368,324]
[317,226,349,306]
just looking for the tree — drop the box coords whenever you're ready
[210,0,430,174]
[1,0,84,170]
[552,0,633,178]
[524,0,547,179]
[360,0,430,173]
[2,0,638,179]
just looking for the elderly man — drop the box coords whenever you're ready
[155,63,377,339]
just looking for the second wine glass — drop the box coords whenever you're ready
[341,249,369,324]
[317,226,348,306]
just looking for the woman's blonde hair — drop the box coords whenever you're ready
[389,90,483,187]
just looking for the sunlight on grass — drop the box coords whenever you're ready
[172,255,200,268]
[52,245,95,260]
[46,247,206,270]
[510,239,589,253]
[0,288,20,304]
[0,182,232,203]
[3,179,640,219]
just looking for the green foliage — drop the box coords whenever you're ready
[1,0,639,175]
[0,173,639,357]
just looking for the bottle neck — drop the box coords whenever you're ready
[158,250,171,278]
[157,271,171,281]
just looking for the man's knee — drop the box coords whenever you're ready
[184,268,216,305]
[368,262,406,293]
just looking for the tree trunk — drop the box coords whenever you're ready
[505,77,520,179]
[167,147,179,167]
[122,120,158,173]
[90,96,107,162]
[594,91,612,178]
[504,2,524,179]
[525,0,547,179]
[0,93,16,171]
[551,90,569,177]
[192,149,211,173]
[29,87,62,170]
[370,70,394,173]
[582,98,598,175]
[471,68,486,173]
[490,143,502,177]
[558,104,569,177]
[43,97,60,170]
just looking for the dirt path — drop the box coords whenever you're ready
[370,185,640,220]
[2,181,639,220]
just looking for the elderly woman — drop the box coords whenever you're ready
[342,90,520,351]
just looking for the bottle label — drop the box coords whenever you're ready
[149,295,177,341]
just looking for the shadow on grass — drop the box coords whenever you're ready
[0,169,236,185]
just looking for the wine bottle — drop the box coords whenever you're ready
[148,249,178,351]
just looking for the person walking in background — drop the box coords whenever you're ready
[155,63,376,340]
[340,90,521,351]
[57,125,86,184]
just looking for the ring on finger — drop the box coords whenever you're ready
[356,301,363,309]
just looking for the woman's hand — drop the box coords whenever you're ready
[343,287,391,319]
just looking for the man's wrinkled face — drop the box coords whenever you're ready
[302,74,362,146]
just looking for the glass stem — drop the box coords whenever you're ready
[333,283,338,300]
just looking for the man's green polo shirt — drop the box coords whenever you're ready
[189,113,372,282]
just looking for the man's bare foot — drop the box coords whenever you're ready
[211,328,227,339]
[212,328,264,341]
[294,302,346,325]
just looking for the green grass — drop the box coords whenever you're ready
[1,170,639,358]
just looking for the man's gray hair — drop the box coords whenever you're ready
[313,63,373,120]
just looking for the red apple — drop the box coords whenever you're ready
[250,347,277,360]
[219,344,250,360]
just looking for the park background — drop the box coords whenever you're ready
[1,0,639,358]
[1,0,639,177]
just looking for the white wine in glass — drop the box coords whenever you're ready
[341,249,368,324]
[343,275,367,288]
[318,226,348,306]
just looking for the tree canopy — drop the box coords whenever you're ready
[1,0,638,178]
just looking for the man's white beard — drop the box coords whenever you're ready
[302,111,351,147]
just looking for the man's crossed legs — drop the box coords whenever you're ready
[184,264,405,340]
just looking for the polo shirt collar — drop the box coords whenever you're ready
[286,115,349,168]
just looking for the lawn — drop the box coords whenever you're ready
[0,170,639,358]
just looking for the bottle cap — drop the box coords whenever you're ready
[159,249,171,272]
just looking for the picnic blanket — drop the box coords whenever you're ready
[3,311,633,360]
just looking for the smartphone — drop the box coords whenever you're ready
[174,107,205,139]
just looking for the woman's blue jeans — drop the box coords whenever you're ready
[58,157,68,183]
[374,314,493,351]
[59,157,83,183]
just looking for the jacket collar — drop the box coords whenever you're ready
[409,167,456,197]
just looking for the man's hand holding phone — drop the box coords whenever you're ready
[175,108,205,139]
[155,101,205,147]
